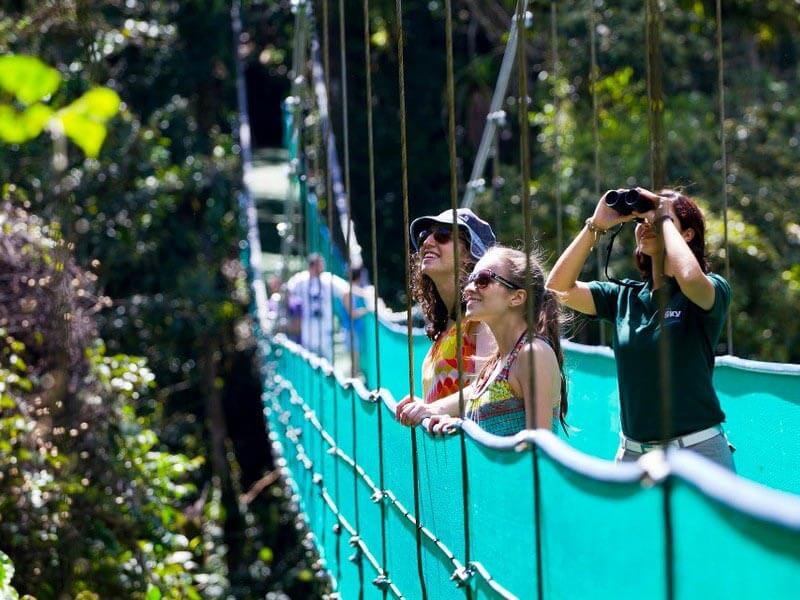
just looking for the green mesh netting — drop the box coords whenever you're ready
[260,319,800,599]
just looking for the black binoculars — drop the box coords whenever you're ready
[604,188,654,216]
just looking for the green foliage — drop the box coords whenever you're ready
[0,54,119,157]
[318,0,799,360]
[0,1,324,597]
[0,322,208,598]
[0,55,60,104]
[0,550,20,600]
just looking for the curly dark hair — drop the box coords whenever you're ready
[409,231,476,341]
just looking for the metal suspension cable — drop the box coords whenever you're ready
[645,0,673,440]
[461,0,528,210]
[361,0,390,593]
[715,0,734,356]
[393,0,426,597]
[645,3,675,600]
[645,0,666,190]
[514,2,542,598]
[230,0,269,336]
[587,0,606,346]
[442,0,472,587]
[550,1,562,253]
[320,0,342,582]
[336,0,365,595]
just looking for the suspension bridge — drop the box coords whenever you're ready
[234,1,800,598]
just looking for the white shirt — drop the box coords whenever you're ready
[286,270,347,360]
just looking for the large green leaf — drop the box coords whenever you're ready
[0,103,53,143]
[0,55,61,105]
[56,87,121,157]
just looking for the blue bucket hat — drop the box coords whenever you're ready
[410,208,496,260]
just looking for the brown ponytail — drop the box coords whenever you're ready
[537,288,568,433]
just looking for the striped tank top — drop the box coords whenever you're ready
[421,321,477,404]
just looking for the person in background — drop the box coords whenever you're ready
[266,273,283,334]
[340,266,370,376]
[398,246,567,436]
[546,188,734,469]
[286,253,347,362]
[395,208,497,421]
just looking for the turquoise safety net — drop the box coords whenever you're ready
[253,321,800,599]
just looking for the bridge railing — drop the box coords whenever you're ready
[259,325,800,599]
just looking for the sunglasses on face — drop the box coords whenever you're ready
[417,226,453,249]
[467,268,522,290]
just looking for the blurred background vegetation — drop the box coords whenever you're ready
[0,0,797,598]
[275,0,799,361]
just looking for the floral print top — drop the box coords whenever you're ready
[421,321,477,404]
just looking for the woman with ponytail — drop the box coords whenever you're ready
[397,246,567,436]
[546,188,734,469]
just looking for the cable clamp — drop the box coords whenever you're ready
[512,11,534,28]
[466,177,486,192]
[332,523,342,536]
[372,575,391,590]
[451,565,475,586]
[487,110,507,126]
[348,539,363,564]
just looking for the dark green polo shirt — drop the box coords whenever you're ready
[588,273,730,441]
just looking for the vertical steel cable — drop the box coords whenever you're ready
[443,0,472,591]
[515,2,542,599]
[321,0,341,581]
[645,0,666,190]
[550,1,563,253]
[339,0,358,379]
[715,0,734,356]
[361,0,389,593]
[645,0,672,437]
[587,0,606,345]
[394,1,426,597]
[645,3,674,599]
[337,1,365,595]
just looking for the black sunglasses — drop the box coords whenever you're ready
[416,225,453,249]
[467,268,522,290]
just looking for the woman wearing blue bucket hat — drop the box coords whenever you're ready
[396,208,497,424]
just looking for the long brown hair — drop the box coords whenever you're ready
[409,231,476,341]
[636,190,709,278]
[476,246,568,432]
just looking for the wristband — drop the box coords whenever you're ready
[654,214,676,228]
[584,217,607,250]
[584,217,608,236]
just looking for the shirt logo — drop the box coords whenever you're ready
[664,309,682,320]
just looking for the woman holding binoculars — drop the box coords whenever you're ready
[546,188,735,470]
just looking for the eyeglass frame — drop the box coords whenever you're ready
[467,268,523,291]
[415,225,456,250]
